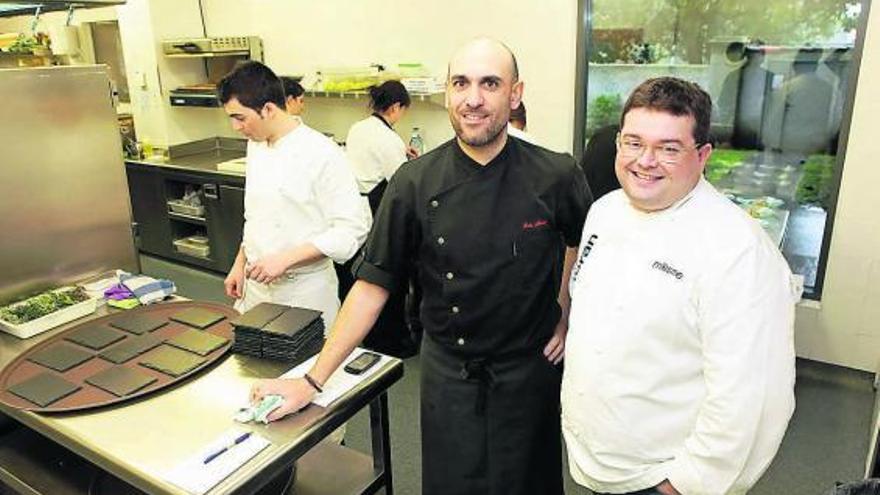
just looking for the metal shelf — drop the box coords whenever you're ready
[167,211,206,225]
[294,441,382,495]
[305,90,444,105]
[170,89,445,108]
[163,51,250,59]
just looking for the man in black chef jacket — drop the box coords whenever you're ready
[251,37,591,495]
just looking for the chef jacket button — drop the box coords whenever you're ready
[446,272,454,280]
[437,236,445,245]
[431,199,439,208]
[457,337,465,346]
[451,305,460,314]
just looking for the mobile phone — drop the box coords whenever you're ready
[344,351,382,375]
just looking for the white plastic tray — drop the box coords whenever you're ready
[168,200,205,217]
[0,295,98,339]
[173,238,211,258]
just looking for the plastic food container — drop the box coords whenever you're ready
[173,238,210,258]
[187,235,209,246]
[167,199,205,217]
[0,291,98,339]
[398,63,429,78]
[320,66,381,92]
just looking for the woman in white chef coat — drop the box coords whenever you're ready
[345,80,417,212]
[344,80,419,356]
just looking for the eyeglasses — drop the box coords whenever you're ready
[616,134,705,166]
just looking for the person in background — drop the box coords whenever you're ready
[250,38,591,495]
[343,80,419,357]
[579,123,621,200]
[507,100,538,144]
[509,100,527,130]
[562,77,797,495]
[217,61,370,332]
[281,76,306,116]
[346,80,417,212]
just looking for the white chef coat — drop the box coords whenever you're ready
[236,120,371,330]
[345,114,407,194]
[507,122,538,145]
[562,178,798,495]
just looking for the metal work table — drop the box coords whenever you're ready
[127,137,246,177]
[0,304,403,495]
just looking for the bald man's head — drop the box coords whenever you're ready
[447,37,519,82]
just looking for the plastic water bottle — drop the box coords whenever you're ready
[409,127,425,157]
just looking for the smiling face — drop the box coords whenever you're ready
[615,108,711,212]
[446,40,522,149]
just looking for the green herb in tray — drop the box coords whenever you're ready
[0,287,89,324]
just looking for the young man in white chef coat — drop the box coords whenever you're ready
[217,61,370,329]
[562,77,799,495]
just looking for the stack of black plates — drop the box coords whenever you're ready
[230,303,287,356]
[231,303,325,365]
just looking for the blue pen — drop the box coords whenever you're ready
[203,432,252,464]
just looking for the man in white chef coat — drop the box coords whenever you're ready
[562,77,798,495]
[217,61,370,328]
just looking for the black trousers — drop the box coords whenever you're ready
[420,335,564,495]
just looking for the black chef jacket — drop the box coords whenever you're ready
[353,136,591,357]
[354,136,591,495]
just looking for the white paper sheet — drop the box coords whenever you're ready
[164,428,270,495]
[279,348,392,407]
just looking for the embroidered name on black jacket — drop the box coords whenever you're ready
[652,261,684,280]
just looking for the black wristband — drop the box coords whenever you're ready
[303,373,323,393]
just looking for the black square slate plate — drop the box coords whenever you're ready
[65,325,127,350]
[230,302,289,330]
[109,314,168,335]
[139,346,207,377]
[99,334,163,364]
[169,308,225,329]
[86,366,157,397]
[166,329,228,356]
[8,372,82,407]
[263,308,323,336]
[27,343,93,372]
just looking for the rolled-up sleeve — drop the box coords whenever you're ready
[310,152,372,264]
[352,171,417,291]
[666,241,796,494]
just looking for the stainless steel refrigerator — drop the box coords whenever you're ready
[0,65,138,305]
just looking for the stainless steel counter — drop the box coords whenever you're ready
[0,305,402,494]
[128,137,246,177]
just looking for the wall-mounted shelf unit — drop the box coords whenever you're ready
[163,36,262,108]
[170,88,445,109]
[305,89,445,106]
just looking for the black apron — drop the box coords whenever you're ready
[360,180,413,357]
[420,334,563,495]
